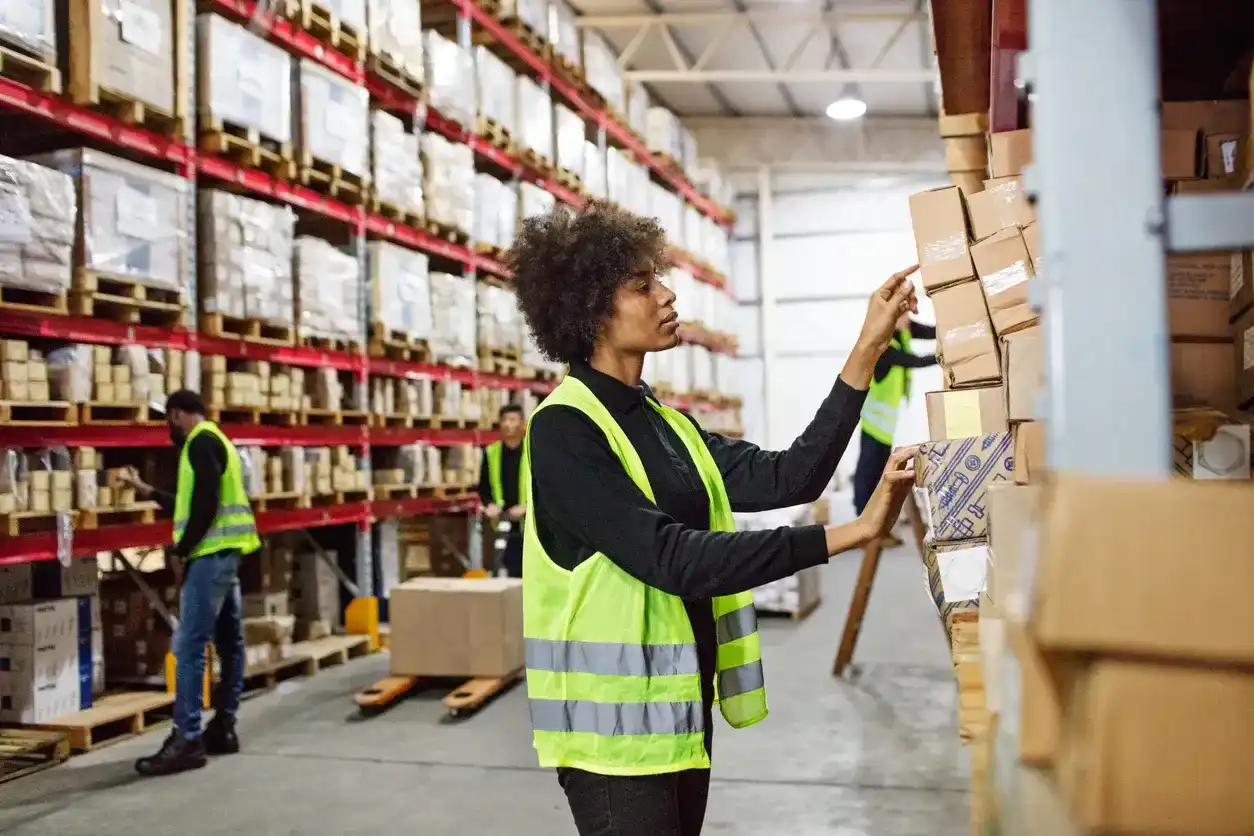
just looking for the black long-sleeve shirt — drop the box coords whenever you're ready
[477,441,523,509]
[152,429,227,558]
[874,319,938,383]
[528,362,866,747]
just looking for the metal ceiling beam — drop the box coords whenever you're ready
[577,9,925,27]
[624,68,937,83]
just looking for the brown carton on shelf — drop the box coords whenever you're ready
[908,186,975,293]
[944,136,988,172]
[1012,421,1045,485]
[915,433,1014,542]
[971,227,1037,336]
[1166,252,1230,339]
[1058,660,1254,835]
[938,110,988,138]
[1234,306,1254,406]
[1020,221,1042,277]
[1160,129,1200,179]
[1231,250,1253,323]
[1002,326,1043,422]
[1171,339,1235,410]
[389,577,523,677]
[965,176,1035,242]
[931,281,1000,387]
[924,386,1007,441]
[1033,477,1254,665]
[985,481,1042,618]
[68,0,185,118]
[1161,99,1249,135]
[1005,622,1067,767]
[947,171,985,197]
[988,129,1031,178]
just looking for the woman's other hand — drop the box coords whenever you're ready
[856,445,919,542]
[857,266,919,356]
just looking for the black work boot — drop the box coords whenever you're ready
[202,714,240,755]
[135,731,207,776]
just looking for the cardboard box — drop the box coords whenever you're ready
[1005,622,1065,766]
[971,227,1037,336]
[1204,133,1245,179]
[908,186,975,293]
[924,386,1007,441]
[1002,326,1043,422]
[1012,421,1046,485]
[938,110,987,138]
[1231,250,1253,322]
[1172,339,1235,410]
[944,136,987,172]
[921,539,986,636]
[1160,129,1200,179]
[916,433,1014,541]
[1172,422,1252,480]
[985,482,1042,617]
[947,170,984,197]
[966,176,1035,242]
[1166,252,1231,338]
[0,598,93,723]
[989,130,1031,178]
[931,281,1001,387]
[388,577,522,677]
[1058,660,1254,835]
[1237,306,1254,406]
[1033,477,1254,665]
[1161,99,1249,135]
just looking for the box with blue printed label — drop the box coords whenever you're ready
[916,433,1015,542]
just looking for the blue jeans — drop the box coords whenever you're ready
[173,550,245,740]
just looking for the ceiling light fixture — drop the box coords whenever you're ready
[825,97,867,121]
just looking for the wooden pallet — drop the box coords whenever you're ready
[207,405,300,427]
[299,333,362,353]
[655,152,685,176]
[368,325,430,362]
[472,115,515,152]
[79,502,159,530]
[472,241,508,262]
[500,16,552,59]
[30,691,175,753]
[371,482,437,498]
[423,218,470,245]
[241,652,309,695]
[548,50,588,95]
[0,400,76,426]
[517,146,555,176]
[355,667,522,718]
[285,0,367,60]
[334,488,372,505]
[300,408,369,427]
[200,312,297,347]
[0,509,75,537]
[298,154,368,205]
[477,351,520,377]
[71,270,187,327]
[0,43,60,93]
[366,193,423,227]
[199,118,296,180]
[295,634,370,675]
[0,728,70,785]
[0,284,68,315]
[253,490,304,511]
[555,166,583,193]
[367,49,423,98]
[78,401,150,425]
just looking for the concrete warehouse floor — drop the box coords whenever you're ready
[0,514,971,835]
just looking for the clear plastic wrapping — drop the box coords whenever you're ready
[45,345,91,403]
[623,160,650,216]
[368,0,424,85]
[581,32,624,113]
[516,76,554,161]
[548,0,579,68]
[294,237,361,343]
[0,154,75,296]
[474,46,516,132]
[583,141,606,199]
[646,107,686,161]
[605,147,628,205]
[428,272,477,364]
[370,110,423,217]
[297,59,371,180]
[517,181,554,220]
[198,189,296,328]
[425,31,475,128]
[648,182,682,244]
[475,284,523,354]
[502,0,547,39]
[472,174,510,250]
[553,103,584,177]
[320,0,367,32]
[29,148,188,293]
[626,81,649,138]
[96,0,178,113]
[0,0,56,61]
[368,241,431,340]
[682,204,702,253]
[197,13,292,143]
[421,132,474,233]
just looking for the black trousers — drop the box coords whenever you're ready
[558,766,712,836]
[499,534,523,578]
[852,429,893,516]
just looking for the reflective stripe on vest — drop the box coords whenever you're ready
[530,698,705,736]
[525,637,700,677]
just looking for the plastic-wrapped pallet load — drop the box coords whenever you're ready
[683,204,703,256]
[198,190,295,332]
[197,14,291,147]
[320,0,367,34]
[583,140,606,200]
[421,132,474,234]
[553,104,584,180]
[517,181,554,221]
[30,149,188,296]
[516,76,554,163]
[294,237,361,345]
[425,31,474,128]
[476,283,500,353]
[548,0,579,72]
[626,81,649,138]
[70,0,181,119]
[368,241,432,342]
[0,154,75,300]
[428,272,476,365]
[646,107,684,164]
[647,182,682,245]
[498,287,523,356]
[496,181,518,248]
[296,59,371,181]
[623,161,650,216]
[472,174,510,251]
[370,110,423,219]
[474,46,516,133]
[367,0,423,86]
[500,0,547,39]
[1,0,56,63]
[581,31,625,114]
[671,344,693,394]
[605,147,628,205]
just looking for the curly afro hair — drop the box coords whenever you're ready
[509,199,668,364]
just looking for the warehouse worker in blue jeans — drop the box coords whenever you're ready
[122,389,260,776]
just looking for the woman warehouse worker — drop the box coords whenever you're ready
[512,200,920,836]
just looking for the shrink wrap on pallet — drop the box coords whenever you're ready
[29,149,187,294]
[648,182,682,245]
[89,0,179,114]
[296,60,370,181]
[320,0,367,33]
[626,81,649,138]
[548,0,579,69]
[474,46,516,133]
[682,204,703,253]
[428,272,476,364]
[294,237,361,344]
[472,175,515,251]
[421,132,474,234]
[605,147,628,205]
[370,110,423,218]
[0,0,56,61]
[622,160,650,216]
[553,103,584,178]
[425,31,474,128]
[367,0,422,83]
[476,284,523,354]
[368,241,431,341]
[0,154,75,297]
[501,0,547,39]
[197,189,295,329]
[516,76,554,162]
[583,141,606,200]
[197,14,292,145]
[581,31,624,113]
[517,181,554,221]
[646,107,683,162]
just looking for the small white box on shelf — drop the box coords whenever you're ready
[370,110,423,219]
[548,0,579,70]
[425,30,475,128]
[296,59,371,181]
[473,174,510,251]
[517,181,555,221]
[501,0,547,40]
[581,31,624,114]
[646,107,684,163]
[626,81,649,138]
[605,147,629,205]
[197,14,292,146]
[647,182,682,243]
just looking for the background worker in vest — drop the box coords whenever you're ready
[510,200,920,836]
[478,403,527,577]
[120,389,260,777]
[852,312,937,545]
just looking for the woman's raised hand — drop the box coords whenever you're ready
[854,265,920,357]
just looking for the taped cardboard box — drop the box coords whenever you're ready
[966,176,1035,242]
[1001,326,1042,422]
[915,432,1014,542]
[988,129,1031,178]
[1166,252,1233,339]
[1171,339,1235,410]
[1160,129,1201,179]
[388,577,522,677]
[931,280,1001,387]
[971,227,1037,337]
[924,385,1007,441]
[944,136,987,172]
[908,185,975,293]
[1012,421,1045,485]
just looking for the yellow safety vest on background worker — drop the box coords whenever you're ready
[859,328,912,445]
[520,376,768,776]
[173,421,261,560]
[485,440,526,507]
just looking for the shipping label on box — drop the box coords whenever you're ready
[924,385,1008,441]
[917,433,1014,541]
